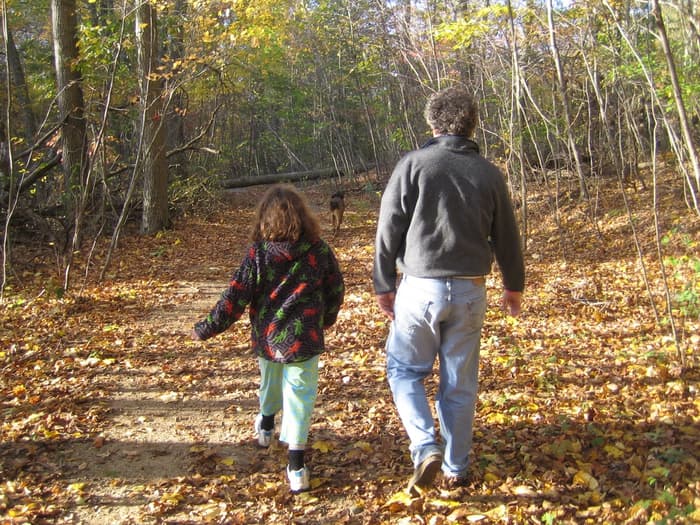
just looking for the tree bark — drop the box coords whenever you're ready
[221,167,345,189]
[506,0,528,250]
[651,0,700,203]
[164,0,188,179]
[50,0,87,209]
[51,0,89,291]
[136,1,170,234]
[546,0,588,201]
[5,28,37,143]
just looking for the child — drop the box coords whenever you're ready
[191,184,345,492]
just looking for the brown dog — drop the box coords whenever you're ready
[330,191,345,237]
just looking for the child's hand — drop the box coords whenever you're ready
[191,329,202,341]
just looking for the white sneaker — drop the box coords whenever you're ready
[287,465,310,493]
[254,414,273,448]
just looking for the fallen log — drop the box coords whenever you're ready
[221,168,343,189]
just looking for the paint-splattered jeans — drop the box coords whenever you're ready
[386,274,487,478]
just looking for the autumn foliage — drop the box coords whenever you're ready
[1,171,698,524]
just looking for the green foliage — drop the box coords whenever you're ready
[77,21,137,106]
[390,128,411,152]
[434,5,510,50]
[671,263,699,319]
[662,229,700,320]
[540,511,556,525]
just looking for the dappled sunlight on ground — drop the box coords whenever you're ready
[1,172,698,524]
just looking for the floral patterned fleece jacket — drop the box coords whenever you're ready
[193,236,345,363]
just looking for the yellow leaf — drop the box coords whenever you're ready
[353,441,372,452]
[483,472,499,483]
[219,456,235,466]
[573,470,599,490]
[429,497,461,509]
[69,482,87,492]
[312,440,333,453]
[160,492,183,505]
[353,353,368,364]
[645,466,670,479]
[485,412,508,424]
[13,384,26,397]
[604,444,625,458]
[310,477,327,489]
[384,490,414,511]
[296,492,319,504]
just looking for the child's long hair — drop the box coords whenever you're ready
[251,184,321,242]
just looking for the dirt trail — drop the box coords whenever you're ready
[56,186,397,524]
[65,280,258,524]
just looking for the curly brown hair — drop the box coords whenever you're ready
[424,86,478,137]
[250,184,321,243]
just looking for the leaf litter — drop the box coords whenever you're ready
[1,175,699,524]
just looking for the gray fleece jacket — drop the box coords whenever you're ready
[373,135,525,294]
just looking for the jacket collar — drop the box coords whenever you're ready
[421,134,480,154]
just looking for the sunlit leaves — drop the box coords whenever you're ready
[311,440,333,453]
[2,177,699,524]
[434,5,511,50]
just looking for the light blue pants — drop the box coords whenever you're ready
[258,355,319,449]
[386,275,487,478]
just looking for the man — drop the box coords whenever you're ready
[373,86,525,494]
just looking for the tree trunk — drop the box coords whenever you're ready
[51,0,87,214]
[5,28,37,144]
[651,0,700,207]
[136,1,170,234]
[221,167,346,189]
[51,0,89,291]
[1,16,12,299]
[164,0,188,179]
[546,0,588,201]
[506,0,527,250]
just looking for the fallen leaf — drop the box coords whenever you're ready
[312,440,333,453]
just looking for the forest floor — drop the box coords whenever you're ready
[1,169,699,524]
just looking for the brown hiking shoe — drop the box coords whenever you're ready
[406,450,442,496]
[441,474,469,491]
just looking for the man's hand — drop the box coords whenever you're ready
[502,290,522,317]
[376,292,396,320]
